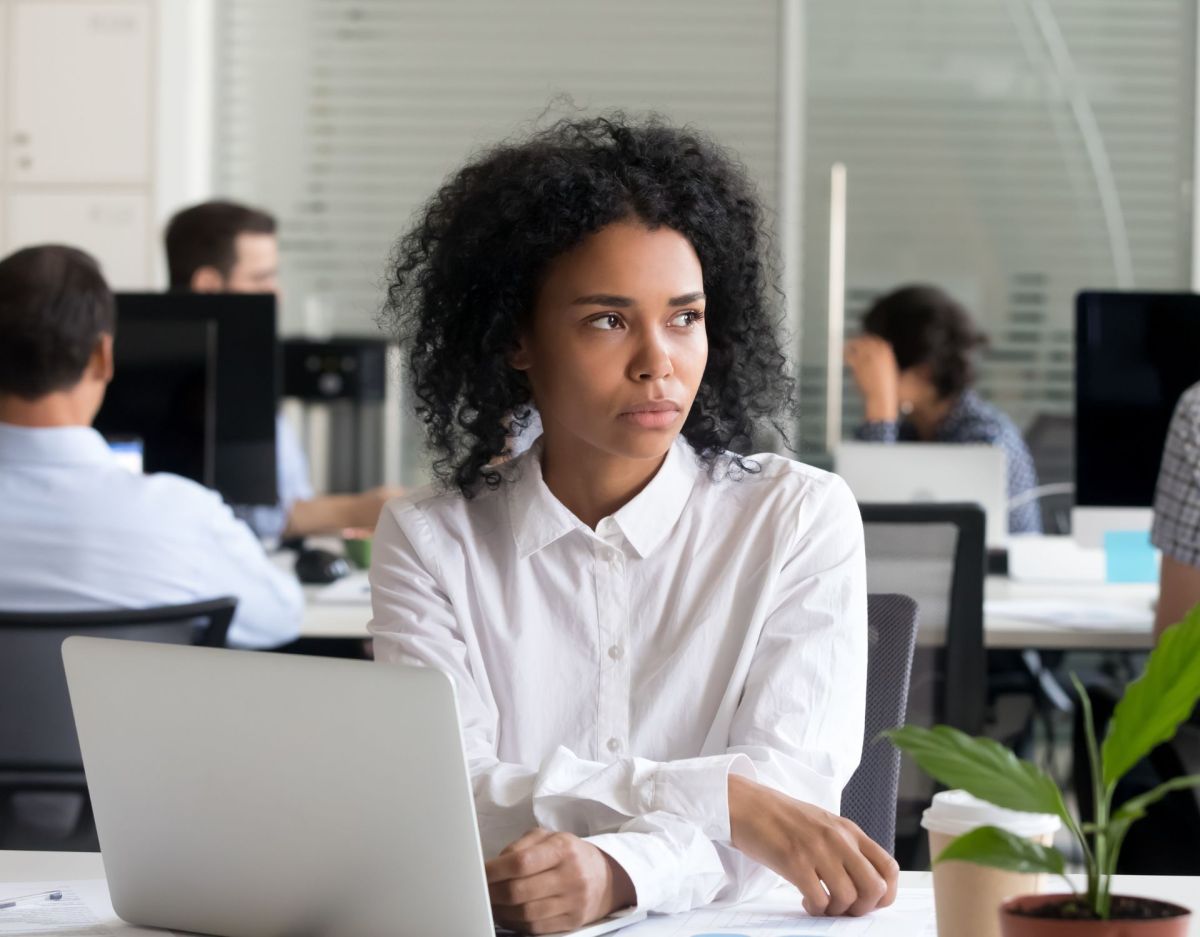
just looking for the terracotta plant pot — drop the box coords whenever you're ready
[999,893,1191,937]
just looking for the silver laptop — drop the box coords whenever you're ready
[835,441,1009,548]
[62,638,647,937]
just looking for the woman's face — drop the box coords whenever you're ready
[512,220,708,464]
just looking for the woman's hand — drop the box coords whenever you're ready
[729,774,899,917]
[844,335,900,423]
[485,828,636,934]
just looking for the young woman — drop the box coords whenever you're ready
[844,284,1042,533]
[369,116,896,934]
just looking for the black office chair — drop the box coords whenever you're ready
[841,593,919,855]
[859,503,987,735]
[0,597,235,850]
[858,503,986,867]
[1023,413,1075,535]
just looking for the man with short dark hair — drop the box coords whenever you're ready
[0,244,302,648]
[166,200,279,293]
[165,201,400,540]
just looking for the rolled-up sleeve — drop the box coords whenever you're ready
[1152,385,1200,568]
[855,420,900,443]
[196,489,304,648]
[710,474,868,901]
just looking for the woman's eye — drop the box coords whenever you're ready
[670,310,704,327]
[588,313,624,330]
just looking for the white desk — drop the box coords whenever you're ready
[301,573,373,639]
[981,576,1156,651]
[299,572,1158,651]
[1,852,1195,935]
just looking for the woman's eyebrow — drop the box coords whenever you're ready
[571,294,633,307]
[569,292,706,307]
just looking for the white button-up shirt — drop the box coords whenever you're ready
[0,422,303,648]
[368,438,866,913]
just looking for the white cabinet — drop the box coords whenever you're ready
[0,0,157,288]
[7,191,150,288]
[8,0,152,184]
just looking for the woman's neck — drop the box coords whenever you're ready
[908,392,960,441]
[539,432,669,530]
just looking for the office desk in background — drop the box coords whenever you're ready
[1,852,1196,937]
[297,571,1157,651]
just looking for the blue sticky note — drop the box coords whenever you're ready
[1104,530,1158,583]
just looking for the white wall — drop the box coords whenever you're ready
[0,0,214,288]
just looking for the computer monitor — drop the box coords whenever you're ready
[1073,290,1200,545]
[95,294,278,506]
[107,437,146,475]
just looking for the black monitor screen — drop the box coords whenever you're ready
[95,293,278,506]
[1076,291,1200,507]
[97,318,216,484]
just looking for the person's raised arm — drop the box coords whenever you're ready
[192,484,303,648]
[845,335,900,435]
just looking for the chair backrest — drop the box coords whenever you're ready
[859,502,986,736]
[841,593,919,854]
[1024,413,1074,485]
[1024,414,1075,533]
[0,598,236,777]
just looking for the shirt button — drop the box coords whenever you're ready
[607,737,621,753]
[608,644,624,661]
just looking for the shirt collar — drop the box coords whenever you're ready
[0,423,117,466]
[508,436,701,560]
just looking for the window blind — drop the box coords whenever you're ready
[800,0,1195,455]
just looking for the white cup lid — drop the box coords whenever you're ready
[920,790,1061,838]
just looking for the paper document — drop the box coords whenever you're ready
[621,889,934,937]
[309,571,371,605]
[0,881,176,936]
[0,885,109,935]
[985,599,1152,631]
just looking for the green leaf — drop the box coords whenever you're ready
[1102,604,1200,788]
[934,825,1065,876]
[1110,774,1200,827]
[886,725,1068,820]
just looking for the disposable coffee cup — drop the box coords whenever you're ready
[922,790,1060,937]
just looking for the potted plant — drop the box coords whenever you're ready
[887,604,1200,935]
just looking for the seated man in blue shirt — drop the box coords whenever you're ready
[0,244,303,648]
[165,200,401,541]
[844,284,1042,533]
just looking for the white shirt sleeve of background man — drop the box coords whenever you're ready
[368,444,867,914]
[183,480,305,648]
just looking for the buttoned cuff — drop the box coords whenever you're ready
[649,752,755,843]
[855,421,900,443]
[586,831,669,913]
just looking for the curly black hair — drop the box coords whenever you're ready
[862,284,987,400]
[382,114,794,497]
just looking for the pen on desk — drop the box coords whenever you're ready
[0,889,63,910]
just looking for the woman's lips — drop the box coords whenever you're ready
[618,403,681,429]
